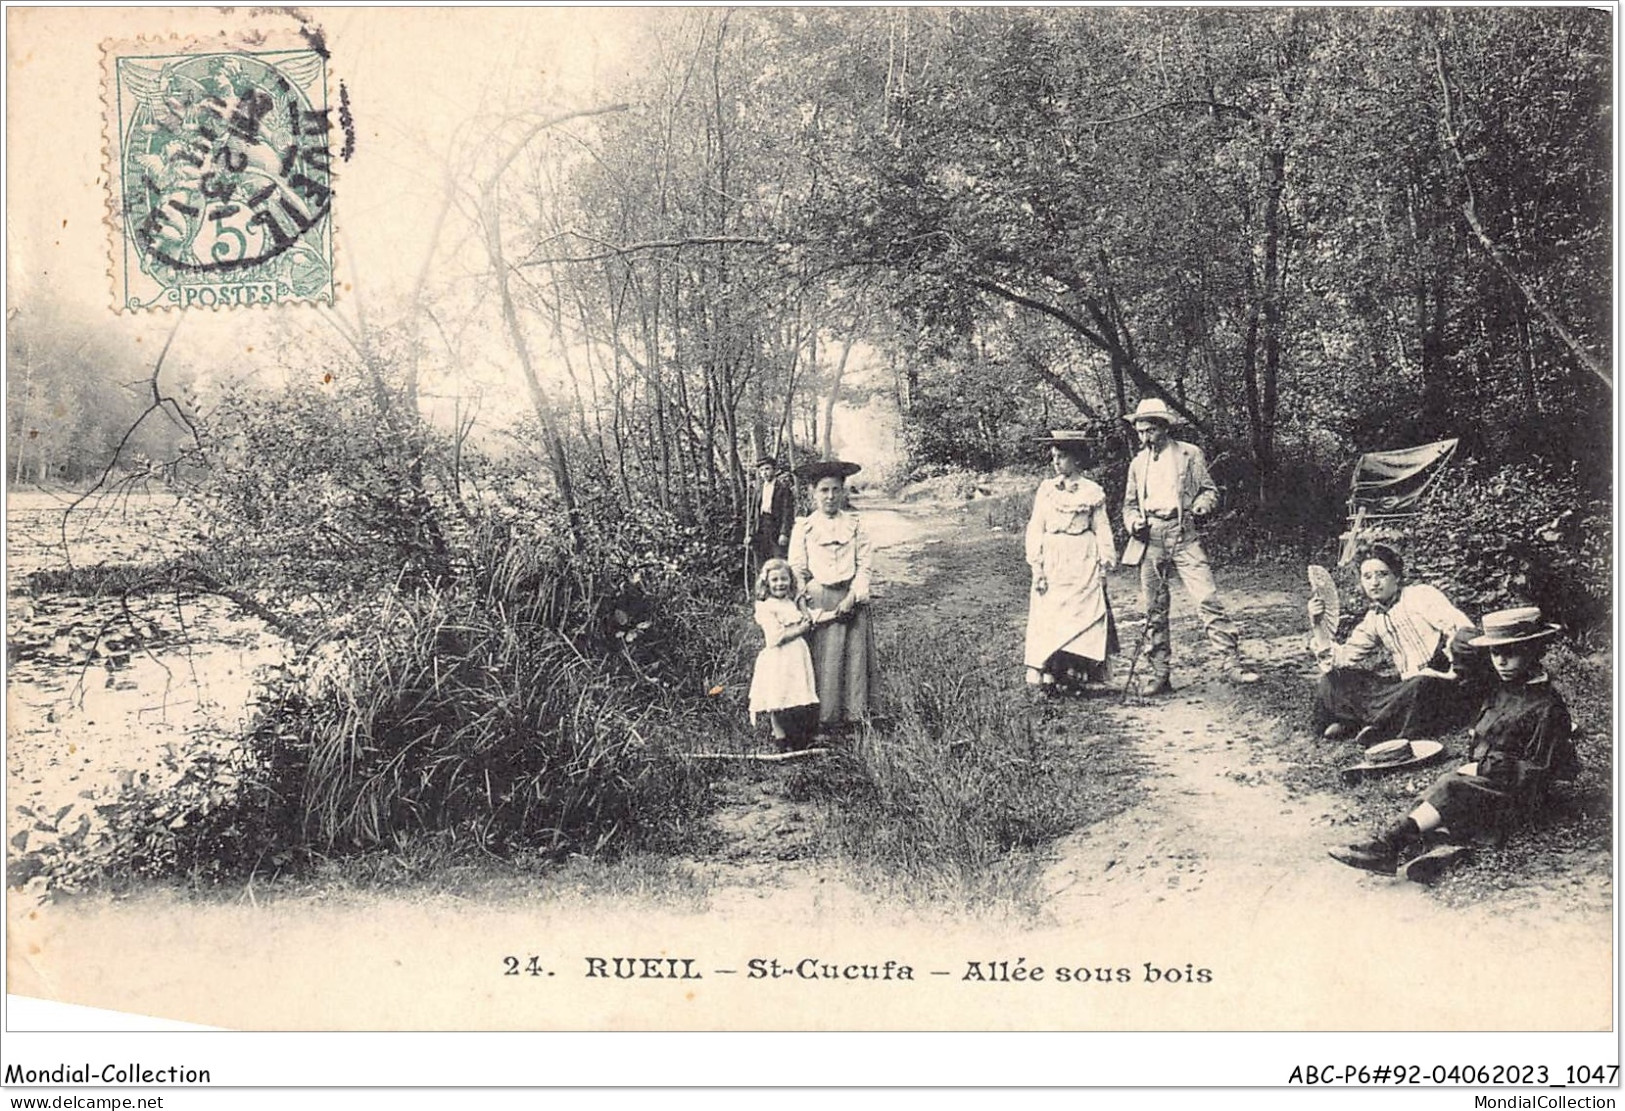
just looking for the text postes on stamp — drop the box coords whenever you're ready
[104,36,335,311]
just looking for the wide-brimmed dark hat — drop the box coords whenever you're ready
[1469,606,1562,649]
[754,456,784,470]
[1339,738,1447,783]
[796,459,862,484]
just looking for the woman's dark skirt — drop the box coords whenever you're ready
[804,580,878,726]
[1313,669,1482,739]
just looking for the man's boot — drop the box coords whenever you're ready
[1140,674,1174,697]
[1399,843,1471,884]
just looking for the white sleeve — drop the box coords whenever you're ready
[850,516,873,602]
[1025,485,1047,572]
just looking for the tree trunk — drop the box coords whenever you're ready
[1258,145,1284,487]
[481,191,581,548]
[1419,276,1450,438]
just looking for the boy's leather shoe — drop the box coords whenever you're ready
[1328,842,1398,874]
[1399,844,1470,884]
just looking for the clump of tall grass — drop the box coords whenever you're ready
[72,514,752,888]
[263,519,729,857]
[795,628,1118,909]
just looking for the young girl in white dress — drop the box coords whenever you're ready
[748,558,826,750]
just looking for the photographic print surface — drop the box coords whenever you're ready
[4,4,1614,1082]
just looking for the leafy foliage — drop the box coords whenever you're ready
[184,370,456,616]
[768,7,1610,499]
[8,730,272,890]
[1393,460,1610,641]
[23,363,761,886]
[30,514,744,889]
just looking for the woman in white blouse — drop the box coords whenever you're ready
[1024,431,1119,693]
[788,459,877,732]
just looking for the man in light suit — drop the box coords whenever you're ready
[1121,398,1248,694]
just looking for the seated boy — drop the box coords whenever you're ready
[1307,543,1481,744]
[1329,606,1579,882]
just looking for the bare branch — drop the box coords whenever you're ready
[969,274,1211,434]
[518,232,791,267]
[1432,37,1610,389]
[60,316,191,568]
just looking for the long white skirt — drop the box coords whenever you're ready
[1024,530,1110,669]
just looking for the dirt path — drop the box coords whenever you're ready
[1031,557,1610,1029]
[690,496,1612,1026]
[1034,663,1611,1027]
[674,498,978,923]
[7,493,1613,1031]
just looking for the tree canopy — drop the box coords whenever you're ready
[410,6,1608,523]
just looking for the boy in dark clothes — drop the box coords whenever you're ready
[1328,606,1579,883]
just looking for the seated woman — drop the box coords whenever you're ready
[1023,431,1118,694]
[788,459,878,733]
[1329,606,1578,882]
[1307,543,1481,744]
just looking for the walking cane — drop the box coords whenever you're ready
[1120,545,1170,703]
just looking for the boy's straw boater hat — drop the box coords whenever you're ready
[795,459,862,483]
[1468,606,1562,649]
[1339,738,1447,783]
[1122,398,1180,426]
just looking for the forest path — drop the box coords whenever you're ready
[7,492,1612,1031]
[698,493,1613,1027]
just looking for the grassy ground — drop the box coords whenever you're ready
[780,517,1148,913]
[1210,563,1613,908]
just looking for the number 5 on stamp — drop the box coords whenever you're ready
[103,32,336,311]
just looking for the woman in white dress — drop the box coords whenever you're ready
[1024,431,1119,693]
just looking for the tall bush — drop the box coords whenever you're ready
[185,372,458,618]
[33,374,761,886]
[1373,460,1609,641]
[128,511,742,881]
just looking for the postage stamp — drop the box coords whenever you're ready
[102,33,335,311]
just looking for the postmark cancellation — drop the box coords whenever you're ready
[102,32,336,311]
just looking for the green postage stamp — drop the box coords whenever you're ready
[103,33,335,310]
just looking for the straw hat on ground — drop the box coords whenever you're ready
[1339,738,1447,783]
